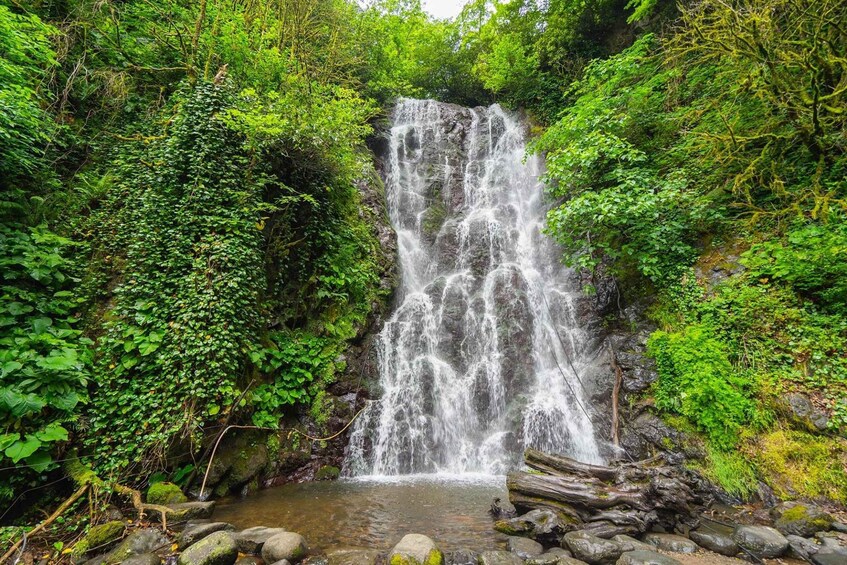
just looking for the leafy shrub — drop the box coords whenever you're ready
[648,324,757,448]
[0,225,90,501]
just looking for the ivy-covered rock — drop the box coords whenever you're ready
[72,521,126,560]
[146,482,188,505]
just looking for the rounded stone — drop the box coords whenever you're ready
[616,550,682,565]
[477,551,524,565]
[177,531,237,565]
[507,536,544,559]
[261,532,308,563]
[732,525,789,559]
[772,502,834,537]
[178,522,236,550]
[689,530,738,556]
[611,536,651,553]
[121,554,163,565]
[325,548,381,565]
[389,534,442,565]
[234,527,288,554]
[642,533,697,554]
[563,531,622,564]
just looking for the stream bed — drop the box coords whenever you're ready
[211,474,510,553]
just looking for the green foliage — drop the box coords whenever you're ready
[0,225,89,500]
[699,444,758,499]
[648,325,757,448]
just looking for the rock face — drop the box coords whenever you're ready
[389,534,442,565]
[641,534,697,554]
[616,550,682,565]
[772,501,834,537]
[563,531,623,564]
[688,530,738,556]
[732,525,789,558]
[177,532,238,565]
[178,522,236,550]
[234,527,287,554]
[261,532,309,563]
[507,536,544,559]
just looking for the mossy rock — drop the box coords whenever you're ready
[315,465,341,480]
[146,482,188,505]
[72,520,126,558]
[389,551,442,565]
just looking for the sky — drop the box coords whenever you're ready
[422,0,467,20]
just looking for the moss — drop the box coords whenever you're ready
[389,552,442,565]
[493,520,520,535]
[421,198,447,236]
[315,465,340,480]
[779,504,834,529]
[755,430,847,503]
[146,481,188,505]
[71,520,125,557]
[425,550,443,565]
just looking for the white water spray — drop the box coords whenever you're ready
[344,99,602,476]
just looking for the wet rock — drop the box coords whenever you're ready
[177,532,237,565]
[121,554,162,565]
[261,533,308,563]
[108,528,171,563]
[234,557,263,565]
[146,482,188,505]
[268,561,291,565]
[813,552,847,565]
[563,531,622,564]
[556,559,590,565]
[444,549,477,565]
[495,509,570,544]
[618,413,686,462]
[610,537,651,553]
[688,530,738,556]
[615,550,681,565]
[507,536,543,559]
[477,551,524,565]
[772,501,834,537]
[178,523,235,550]
[786,534,820,561]
[157,502,215,523]
[234,527,287,554]
[325,548,380,565]
[732,525,788,558]
[641,534,697,554]
[526,547,575,564]
[388,534,442,565]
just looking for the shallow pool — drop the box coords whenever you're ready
[211,474,510,553]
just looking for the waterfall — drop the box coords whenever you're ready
[344,99,602,476]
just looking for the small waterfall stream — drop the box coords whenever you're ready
[344,99,602,476]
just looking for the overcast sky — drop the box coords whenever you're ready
[422,0,467,20]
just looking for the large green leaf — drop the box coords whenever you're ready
[0,388,46,417]
[25,450,52,472]
[5,436,41,463]
[35,423,68,442]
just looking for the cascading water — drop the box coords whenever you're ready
[344,99,602,477]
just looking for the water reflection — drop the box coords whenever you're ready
[212,475,509,552]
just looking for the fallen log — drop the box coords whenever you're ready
[500,449,713,539]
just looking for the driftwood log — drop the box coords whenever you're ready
[503,449,714,539]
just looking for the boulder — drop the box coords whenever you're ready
[814,553,847,565]
[772,502,834,537]
[234,527,287,554]
[778,393,829,432]
[507,536,544,559]
[495,509,570,543]
[121,554,162,565]
[641,534,697,554]
[146,482,188,505]
[732,525,788,559]
[178,523,236,550]
[325,548,381,565]
[526,548,574,565]
[388,534,442,565]
[444,550,477,565]
[556,559,590,565]
[157,502,215,523]
[72,521,126,560]
[615,551,682,565]
[688,530,738,556]
[610,537,651,553]
[477,551,524,565]
[563,531,622,564]
[177,531,237,565]
[786,535,820,561]
[261,532,308,563]
[108,528,171,563]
